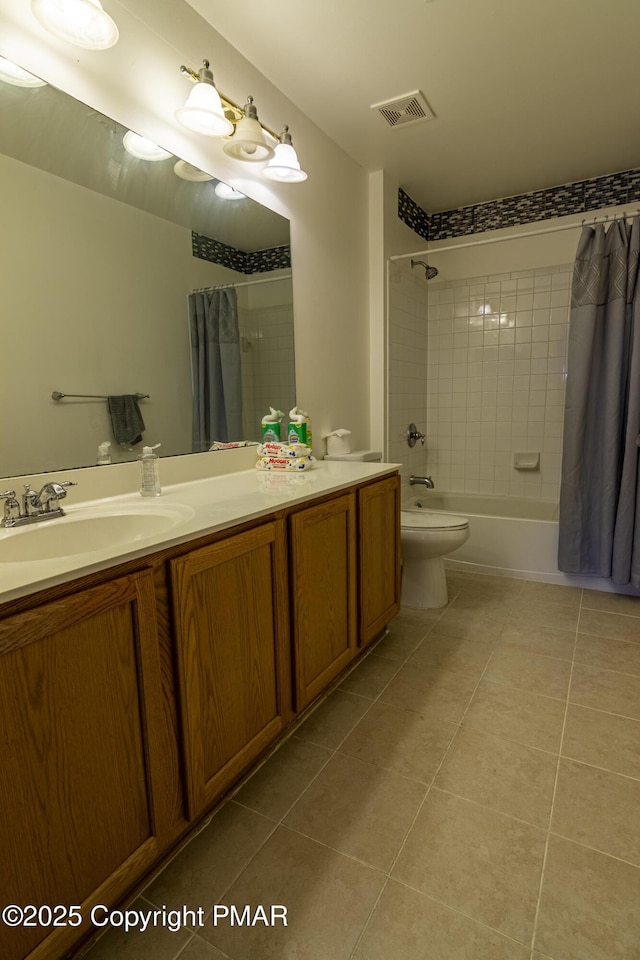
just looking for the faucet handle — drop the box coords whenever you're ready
[0,490,20,524]
[23,483,40,516]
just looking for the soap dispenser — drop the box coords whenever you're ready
[138,443,161,497]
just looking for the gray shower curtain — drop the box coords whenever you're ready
[189,287,243,451]
[558,216,640,587]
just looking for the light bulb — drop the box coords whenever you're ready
[31,0,119,50]
[123,131,172,161]
[0,57,47,87]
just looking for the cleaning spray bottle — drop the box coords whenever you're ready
[138,443,161,497]
[261,408,283,442]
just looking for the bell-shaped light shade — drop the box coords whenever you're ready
[262,127,307,183]
[176,81,233,137]
[215,182,246,200]
[31,0,119,50]
[173,160,213,182]
[223,98,274,162]
[123,131,172,162]
[0,57,47,87]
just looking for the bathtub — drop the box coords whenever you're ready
[403,491,565,584]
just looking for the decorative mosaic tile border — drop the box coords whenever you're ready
[398,166,640,242]
[192,232,291,273]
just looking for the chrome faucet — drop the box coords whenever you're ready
[0,481,77,527]
[410,475,435,489]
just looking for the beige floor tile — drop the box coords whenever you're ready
[178,937,228,959]
[582,589,640,618]
[463,679,565,753]
[233,737,331,821]
[82,898,193,960]
[575,633,640,676]
[380,663,478,723]
[455,576,525,601]
[200,826,385,960]
[436,606,505,642]
[339,700,457,782]
[407,633,495,680]
[552,758,640,865]
[339,653,402,699]
[369,629,426,662]
[535,835,640,960]
[578,608,640,644]
[507,598,580,631]
[484,646,572,699]
[352,879,530,960]
[562,704,640,780]
[144,803,275,910]
[570,664,640,721]
[392,789,545,944]
[446,593,514,621]
[397,605,445,624]
[499,621,575,660]
[283,753,426,871]
[296,690,372,749]
[520,579,582,606]
[434,727,557,828]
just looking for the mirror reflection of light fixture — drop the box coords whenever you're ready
[176,60,234,137]
[173,160,213,182]
[123,131,172,161]
[214,182,246,201]
[30,0,119,50]
[0,57,47,87]
[262,126,308,183]
[223,97,274,162]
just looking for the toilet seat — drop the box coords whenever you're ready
[401,510,468,531]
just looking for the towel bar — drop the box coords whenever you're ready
[52,391,149,401]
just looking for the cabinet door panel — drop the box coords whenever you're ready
[0,572,164,960]
[171,521,290,819]
[358,476,401,646]
[290,493,357,710]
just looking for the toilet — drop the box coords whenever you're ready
[400,508,470,609]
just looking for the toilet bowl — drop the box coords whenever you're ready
[400,509,470,609]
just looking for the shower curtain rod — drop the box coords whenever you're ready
[193,272,292,294]
[390,211,640,261]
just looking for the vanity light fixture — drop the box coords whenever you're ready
[262,126,308,183]
[177,60,307,182]
[222,97,274,162]
[173,159,213,181]
[0,56,47,87]
[30,0,119,50]
[123,131,172,162]
[176,61,234,137]
[214,181,246,200]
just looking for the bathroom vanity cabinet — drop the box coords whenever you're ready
[0,472,400,960]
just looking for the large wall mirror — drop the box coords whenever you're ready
[0,61,295,478]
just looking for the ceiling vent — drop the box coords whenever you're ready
[372,90,434,128]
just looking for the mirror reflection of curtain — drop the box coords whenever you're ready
[189,288,243,451]
[558,216,640,586]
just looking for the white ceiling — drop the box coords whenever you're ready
[187,0,640,213]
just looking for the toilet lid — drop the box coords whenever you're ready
[401,509,469,530]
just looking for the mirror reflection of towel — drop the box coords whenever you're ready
[108,395,145,446]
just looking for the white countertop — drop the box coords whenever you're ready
[0,460,399,604]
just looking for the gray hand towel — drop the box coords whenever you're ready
[108,395,145,446]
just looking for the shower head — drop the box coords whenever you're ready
[410,258,439,280]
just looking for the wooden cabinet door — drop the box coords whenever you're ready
[0,571,166,960]
[171,521,290,819]
[289,492,357,710]
[358,476,401,647]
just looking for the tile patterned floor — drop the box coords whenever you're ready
[84,572,640,960]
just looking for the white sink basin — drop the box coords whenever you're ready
[0,503,194,563]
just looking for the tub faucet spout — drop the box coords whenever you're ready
[410,475,434,489]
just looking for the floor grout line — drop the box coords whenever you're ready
[528,582,582,955]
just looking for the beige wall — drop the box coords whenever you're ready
[0,0,371,482]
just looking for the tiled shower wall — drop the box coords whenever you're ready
[426,265,570,499]
[239,303,295,441]
[387,263,571,500]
